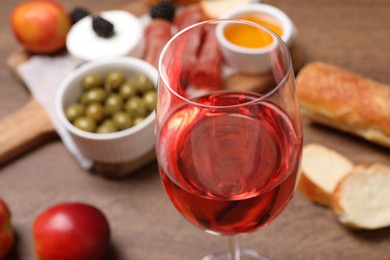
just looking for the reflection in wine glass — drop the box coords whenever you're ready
[155,19,302,260]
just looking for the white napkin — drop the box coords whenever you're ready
[17,54,93,169]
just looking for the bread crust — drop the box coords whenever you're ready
[298,143,354,207]
[148,0,200,6]
[298,171,330,206]
[297,62,390,148]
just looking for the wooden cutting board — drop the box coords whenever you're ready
[0,1,150,166]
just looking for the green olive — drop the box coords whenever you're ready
[112,111,133,130]
[73,116,96,132]
[85,102,105,123]
[73,70,155,134]
[119,80,137,99]
[125,96,147,118]
[96,119,117,134]
[82,88,107,104]
[143,90,157,112]
[132,73,153,94]
[133,117,145,125]
[104,93,123,116]
[80,92,87,104]
[65,103,84,122]
[82,74,103,89]
[105,71,125,91]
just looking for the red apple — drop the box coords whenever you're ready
[33,202,111,260]
[0,198,14,258]
[10,0,71,54]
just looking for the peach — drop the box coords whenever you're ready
[34,202,111,260]
[11,0,71,54]
[0,198,14,258]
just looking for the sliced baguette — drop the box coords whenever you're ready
[331,163,390,230]
[200,0,253,18]
[298,143,354,206]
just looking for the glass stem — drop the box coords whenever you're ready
[228,236,240,260]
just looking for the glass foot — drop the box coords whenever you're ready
[202,249,269,260]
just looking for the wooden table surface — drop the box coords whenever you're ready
[1,0,389,259]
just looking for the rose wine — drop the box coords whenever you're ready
[157,92,302,235]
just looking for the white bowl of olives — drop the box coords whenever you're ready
[56,57,157,172]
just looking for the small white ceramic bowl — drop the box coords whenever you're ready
[56,57,157,167]
[216,3,296,74]
[66,10,145,62]
[220,3,296,47]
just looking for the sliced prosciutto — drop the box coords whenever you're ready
[174,4,206,32]
[188,25,222,90]
[172,5,207,92]
[143,19,172,68]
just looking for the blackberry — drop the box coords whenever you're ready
[150,1,175,22]
[92,16,115,38]
[69,7,90,25]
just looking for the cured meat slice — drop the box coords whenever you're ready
[171,5,208,93]
[143,19,172,68]
[189,25,222,90]
[174,4,206,32]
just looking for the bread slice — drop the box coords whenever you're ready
[200,0,252,18]
[331,164,390,229]
[298,143,354,206]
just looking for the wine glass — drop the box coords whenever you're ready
[155,19,302,260]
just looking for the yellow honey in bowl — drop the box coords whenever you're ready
[224,14,283,48]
